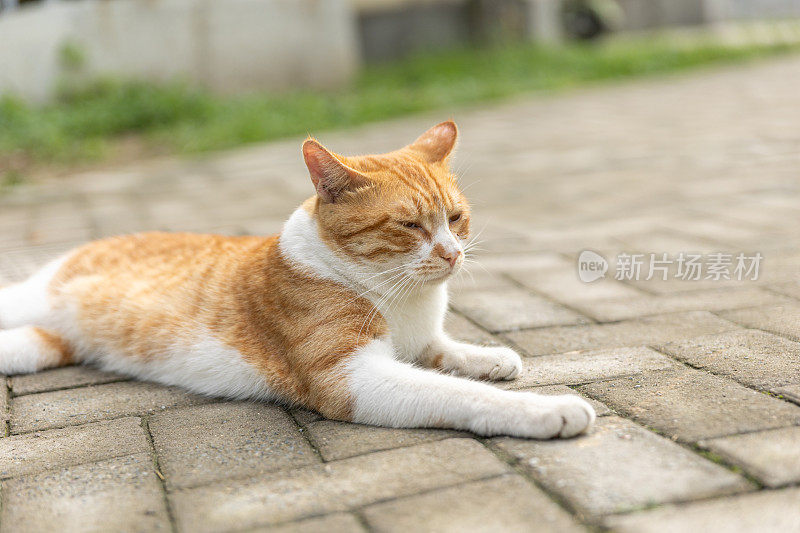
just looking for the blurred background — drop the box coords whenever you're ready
[2,0,800,189]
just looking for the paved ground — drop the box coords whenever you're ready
[2,54,800,532]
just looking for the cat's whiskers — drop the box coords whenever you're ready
[396,273,425,310]
[463,237,483,250]
[316,264,406,325]
[328,270,408,321]
[369,271,422,336]
[356,264,408,284]
[457,176,480,195]
[463,246,484,258]
[462,222,487,253]
[452,158,474,184]
[352,269,407,299]
[358,272,412,341]
[463,256,490,275]
[315,239,407,290]
[365,271,410,317]
[454,261,477,286]
[451,235,490,287]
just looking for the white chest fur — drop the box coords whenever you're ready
[279,207,446,359]
[376,283,447,361]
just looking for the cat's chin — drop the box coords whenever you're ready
[418,270,455,284]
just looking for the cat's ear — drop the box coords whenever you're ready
[408,120,458,163]
[302,139,370,203]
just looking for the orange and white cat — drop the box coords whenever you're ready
[0,121,594,438]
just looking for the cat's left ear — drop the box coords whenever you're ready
[302,139,370,203]
[408,120,458,163]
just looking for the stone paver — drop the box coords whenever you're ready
[493,416,751,518]
[11,381,209,433]
[621,276,756,295]
[290,407,324,426]
[170,439,509,532]
[0,376,7,433]
[3,52,800,530]
[149,402,319,489]
[698,426,800,488]
[770,280,800,300]
[497,347,676,389]
[524,384,612,417]
[475,252,572,273]
[304,419,464,462]
[444,311,501,345]
[605,487,800,533]
[450,287,589,332]
[363,474,586,533]
[570,288,790,323]
[0,453,170,533]
[719,304,800,342]
[508,266,642,305]
[578,368,800,442]
[10,365,128,396]
[449,268,517,292]
[774,383,800,405]
[505,311,738,356]
[0,417,148,478]
[261,513,366,533]
[657,329,800,389]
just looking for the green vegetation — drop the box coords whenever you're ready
[0,169,23,192]
[58,41,87,72]
[1,36,798,181]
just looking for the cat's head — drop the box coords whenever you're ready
[302,121,470,284]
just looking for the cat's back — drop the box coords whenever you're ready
[35,231,278,361]
[54,231,270,285]
[49,231,276,324]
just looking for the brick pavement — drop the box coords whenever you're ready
[1,55,800,531]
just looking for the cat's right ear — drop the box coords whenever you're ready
[302,139,370,203]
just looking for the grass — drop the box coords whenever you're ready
[2,35,799,182]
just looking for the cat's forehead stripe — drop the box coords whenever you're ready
[345,150,461,215]
[393,159,457,211]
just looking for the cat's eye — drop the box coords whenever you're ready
[449,213,462,223]
[401,221,421,230]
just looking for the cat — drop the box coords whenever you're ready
[0,121,594,439]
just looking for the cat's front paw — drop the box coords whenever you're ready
[448,346,522,381]
[516,394,596,439]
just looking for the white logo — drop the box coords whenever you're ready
[578,250,608,283]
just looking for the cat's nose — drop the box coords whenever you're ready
[439,248,462,268]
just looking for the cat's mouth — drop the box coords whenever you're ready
[417,267,458,283]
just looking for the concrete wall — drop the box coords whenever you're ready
[357,0,532,63]
[358,0,469,62]
[0,0,360,102]
[616,0,707,30]
[613,0,800,30]
[707,0,800,21]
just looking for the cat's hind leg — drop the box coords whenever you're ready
[338,339,594,439]
[0,326,73,374]
[0,257,73,373]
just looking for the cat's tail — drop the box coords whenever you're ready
[0,281,36,330]
[0,256,65,330]
[0,282,20,330]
